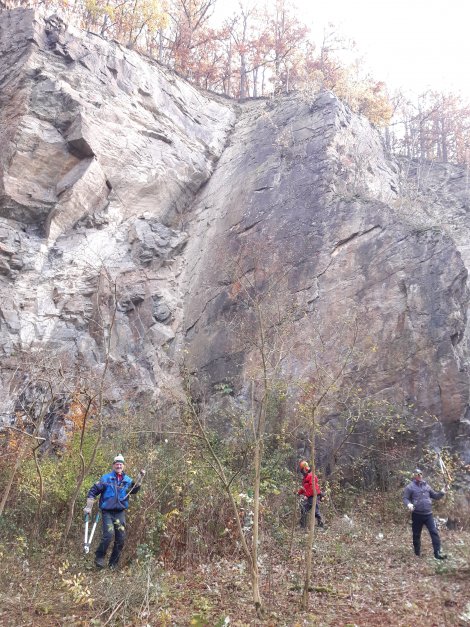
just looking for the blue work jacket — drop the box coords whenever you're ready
[87,471,139,511]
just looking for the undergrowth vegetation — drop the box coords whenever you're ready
[1,396,469,625]
[1,493,470,626]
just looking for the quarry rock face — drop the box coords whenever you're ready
[0,8,235,417]
[1,10,470,456]
[181,95,469,436]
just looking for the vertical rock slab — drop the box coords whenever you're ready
[0,9,236,420]
[181,93,469,432]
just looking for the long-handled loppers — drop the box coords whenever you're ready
[83,511,101,554]
[437,452,452,490]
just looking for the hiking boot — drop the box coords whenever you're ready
[434,552,447,560]
[95,556,105,568]
[317,519,324,528]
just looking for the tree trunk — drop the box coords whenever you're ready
[252,67,258,98]
[62,398,101,542]
[33,441,45,528]
[240,54,247,99]
[301,409,316,611]
[186,380,263,618]
[62,269,117,543]
[252,436,262,611]
[0,437,28,516]
[440,114,448,162]
[226,38,232,96]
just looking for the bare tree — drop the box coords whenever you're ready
[295,316,360,610]
[62,265,119,541]
[0,352,71,519]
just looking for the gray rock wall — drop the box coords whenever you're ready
[181,94,469,439]
[1,10,469,455]
[0,9,235,418]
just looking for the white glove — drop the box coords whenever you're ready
[83,497,94,514]
[407,503,414,512]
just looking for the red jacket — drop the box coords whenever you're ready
[298,471,321,497]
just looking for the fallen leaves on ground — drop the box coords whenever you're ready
[1,508,469,626]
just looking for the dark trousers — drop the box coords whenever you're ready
[300,496,322,528]
[96,510,126,566]
[411,512,440,556]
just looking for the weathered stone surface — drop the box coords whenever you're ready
[0,8,235,424]
[0,9,469,459]
[129,218,188,267]
[181,95,470,445]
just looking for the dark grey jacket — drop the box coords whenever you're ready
[403,479,444,514]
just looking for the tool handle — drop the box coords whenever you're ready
[88,512,100,545]
[84,514,89,546]
[122,470,146,500]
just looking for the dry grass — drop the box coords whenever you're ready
[1,502,469,626]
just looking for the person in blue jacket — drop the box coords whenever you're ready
[84,454,145,568]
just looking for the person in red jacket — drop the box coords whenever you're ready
[298,460,324,528]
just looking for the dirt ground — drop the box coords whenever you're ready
[1,513,469,626]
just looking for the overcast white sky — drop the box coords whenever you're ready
[300,0,469,99]
[215,0,469,99]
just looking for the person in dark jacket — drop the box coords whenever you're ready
[84,454,145,568]
[402,467,447,559]
[298,460,324,528]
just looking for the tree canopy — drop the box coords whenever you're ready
[2,0,469,164]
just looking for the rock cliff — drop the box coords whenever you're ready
[1,10,469,456]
